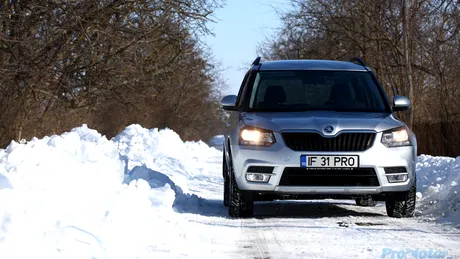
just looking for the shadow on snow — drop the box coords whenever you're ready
[123,165,227,217]
[124,165,385,219]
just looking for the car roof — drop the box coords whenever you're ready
[258,59,369,71]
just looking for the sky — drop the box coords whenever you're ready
[205,0,289,95]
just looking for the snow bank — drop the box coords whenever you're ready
[416,155,460,227]
[0,125,129,258]
[114,125,221,193]
[0,124,221,259]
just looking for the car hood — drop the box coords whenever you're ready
[241,111,403,134]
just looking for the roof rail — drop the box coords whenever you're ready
[252,57,261,66]
[349,57,367,67]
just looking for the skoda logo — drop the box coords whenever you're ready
[324,125,334,133]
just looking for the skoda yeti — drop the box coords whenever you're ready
[220,58,417,218]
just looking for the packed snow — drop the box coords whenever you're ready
[416,155,460,226]
[0,124,459,258]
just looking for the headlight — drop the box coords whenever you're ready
[381,127,411,147]
[239,127,275,146]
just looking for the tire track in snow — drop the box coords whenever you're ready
[225,201,460,259]
[239,218,273,259]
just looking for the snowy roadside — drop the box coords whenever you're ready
[0,124,458,258]
[0,124,230,258]
[415,155,460,226]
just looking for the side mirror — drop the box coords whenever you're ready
[393,95,411,111]
[220,95,238,111]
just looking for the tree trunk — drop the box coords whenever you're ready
[402,0,414,128]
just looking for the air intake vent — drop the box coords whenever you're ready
[384,167,407,174]
[280,168,379,187]
[247,166,274,174]
[282,132,375,152]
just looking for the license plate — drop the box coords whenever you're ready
[300,155,359,168]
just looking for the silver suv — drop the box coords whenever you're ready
[221,58,417,218]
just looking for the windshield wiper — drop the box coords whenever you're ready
[251,107,386,113]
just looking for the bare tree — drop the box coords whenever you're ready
[0,0,226,146]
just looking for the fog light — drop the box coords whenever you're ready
[246,173,271,182]
[387,174,409,183]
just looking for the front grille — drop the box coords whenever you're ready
[282,132,375,152]
[279,168,379,187]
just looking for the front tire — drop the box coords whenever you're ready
[223,154,230,207]
[385,178,416,218]
[223,174,230,207]
[228,162,254,218]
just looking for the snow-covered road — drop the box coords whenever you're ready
[179,194,460,259]
[0,125,459,259]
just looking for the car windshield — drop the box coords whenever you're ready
[248,70,388,112]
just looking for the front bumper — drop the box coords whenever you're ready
[231,132,416,195]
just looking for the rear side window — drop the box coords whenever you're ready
[249,70,388,112]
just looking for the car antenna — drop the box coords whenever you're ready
[252,57,261,66]
[349,57,369,71]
